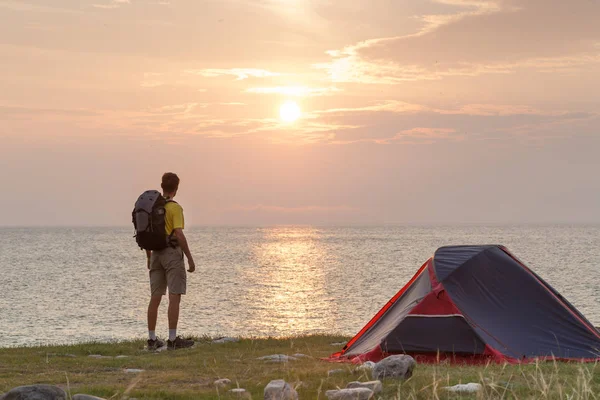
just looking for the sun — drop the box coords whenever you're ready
[279,101,301,123]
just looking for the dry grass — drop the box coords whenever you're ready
[0,335,598,399]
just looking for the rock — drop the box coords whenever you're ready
[115,355,129,359]
[330,342,347,346]
[372,355,416,380]
[0,384,67,400]
[354,361,376,372]
[443,383,482,393]
[327,369,345,376]
[88,355,113,359]
[124,369,145,373]
[346,381,382,394]
[325,388,373,400]
[228,388,251,399]
[213,337,240,344]
[215,378,232,387]
[257,354,297,363]
[73,395,107,400]
[263,379,298,400]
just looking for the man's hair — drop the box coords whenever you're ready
[161,172,180,193]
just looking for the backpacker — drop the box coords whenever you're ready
[132,190,177,251]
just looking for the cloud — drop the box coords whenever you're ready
[92,0,130,9]
[0,105,100,119]
[185,68,282,80]
[246,86,341,97]
[226,204,358,213]
[315,0,600,84]
[0,1,82,14]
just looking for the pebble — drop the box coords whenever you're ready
[0,384,67,400]
[213,337,240,344]
[327,369,345,376]
[257,354,298,363]
[228,388,251,398]
[346,381,382,394]
[214,378,232,387]
[325,387,373,400]
[354,361,376,372]
[443,383,482,393]
[264,379,298,400]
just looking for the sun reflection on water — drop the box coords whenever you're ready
[239,226,336,335]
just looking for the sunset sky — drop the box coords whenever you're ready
[2,0,599,226]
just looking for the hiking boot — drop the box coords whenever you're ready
[147,338,165,350]
[167,336,194,350]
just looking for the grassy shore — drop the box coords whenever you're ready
[0,335,598,399]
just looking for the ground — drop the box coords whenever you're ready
[0,335,598,399]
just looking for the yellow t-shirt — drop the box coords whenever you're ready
[165,201,184,236]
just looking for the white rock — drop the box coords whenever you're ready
[327,369,345,376]
[215,378,232,387]
[263,379,298,400]
[73,395,107,400]
[443,383,482,393]
[354,361,376,372]
[257,354,297,363]
[115,355,129,359]
[0,384,67,400]
[325,388,373,400]
[228,388,251,399]
[213,337,240,344]
[124,369,145,373]
[372,355,416,380]
[88,354,113,359]
[346,381,382,394]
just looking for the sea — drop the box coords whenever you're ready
[0,225,598,348]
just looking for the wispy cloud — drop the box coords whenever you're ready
[226,204,358,213]
[92,0,130,9]
[315,0,600,84]
[186,68,282,80]
[0,1,82,14]
[246,86,340,97]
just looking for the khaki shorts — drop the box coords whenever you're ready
[149,247,186,296]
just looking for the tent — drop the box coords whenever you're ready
[330,245,600,364]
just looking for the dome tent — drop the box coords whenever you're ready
[330,245,600,364]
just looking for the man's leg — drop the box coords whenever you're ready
[147,295,162,332]
[164,247,193,348]
[148,251,167,347]
[168,293,181,338]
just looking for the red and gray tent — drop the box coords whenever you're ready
[330,245,600,364]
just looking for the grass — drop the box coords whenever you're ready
[0,335,598,399]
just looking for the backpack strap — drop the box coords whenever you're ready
[164,197,179,248]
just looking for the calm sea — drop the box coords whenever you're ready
[0,225,598,348]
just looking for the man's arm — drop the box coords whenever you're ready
[146,250,151,269]
[174,228,195,272]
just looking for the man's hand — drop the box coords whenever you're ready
[187,259,196,273]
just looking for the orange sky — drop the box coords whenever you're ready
[1,0,599,225]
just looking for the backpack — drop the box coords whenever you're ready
[132,190,177,251]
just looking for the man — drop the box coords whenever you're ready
[146,172,196,350]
